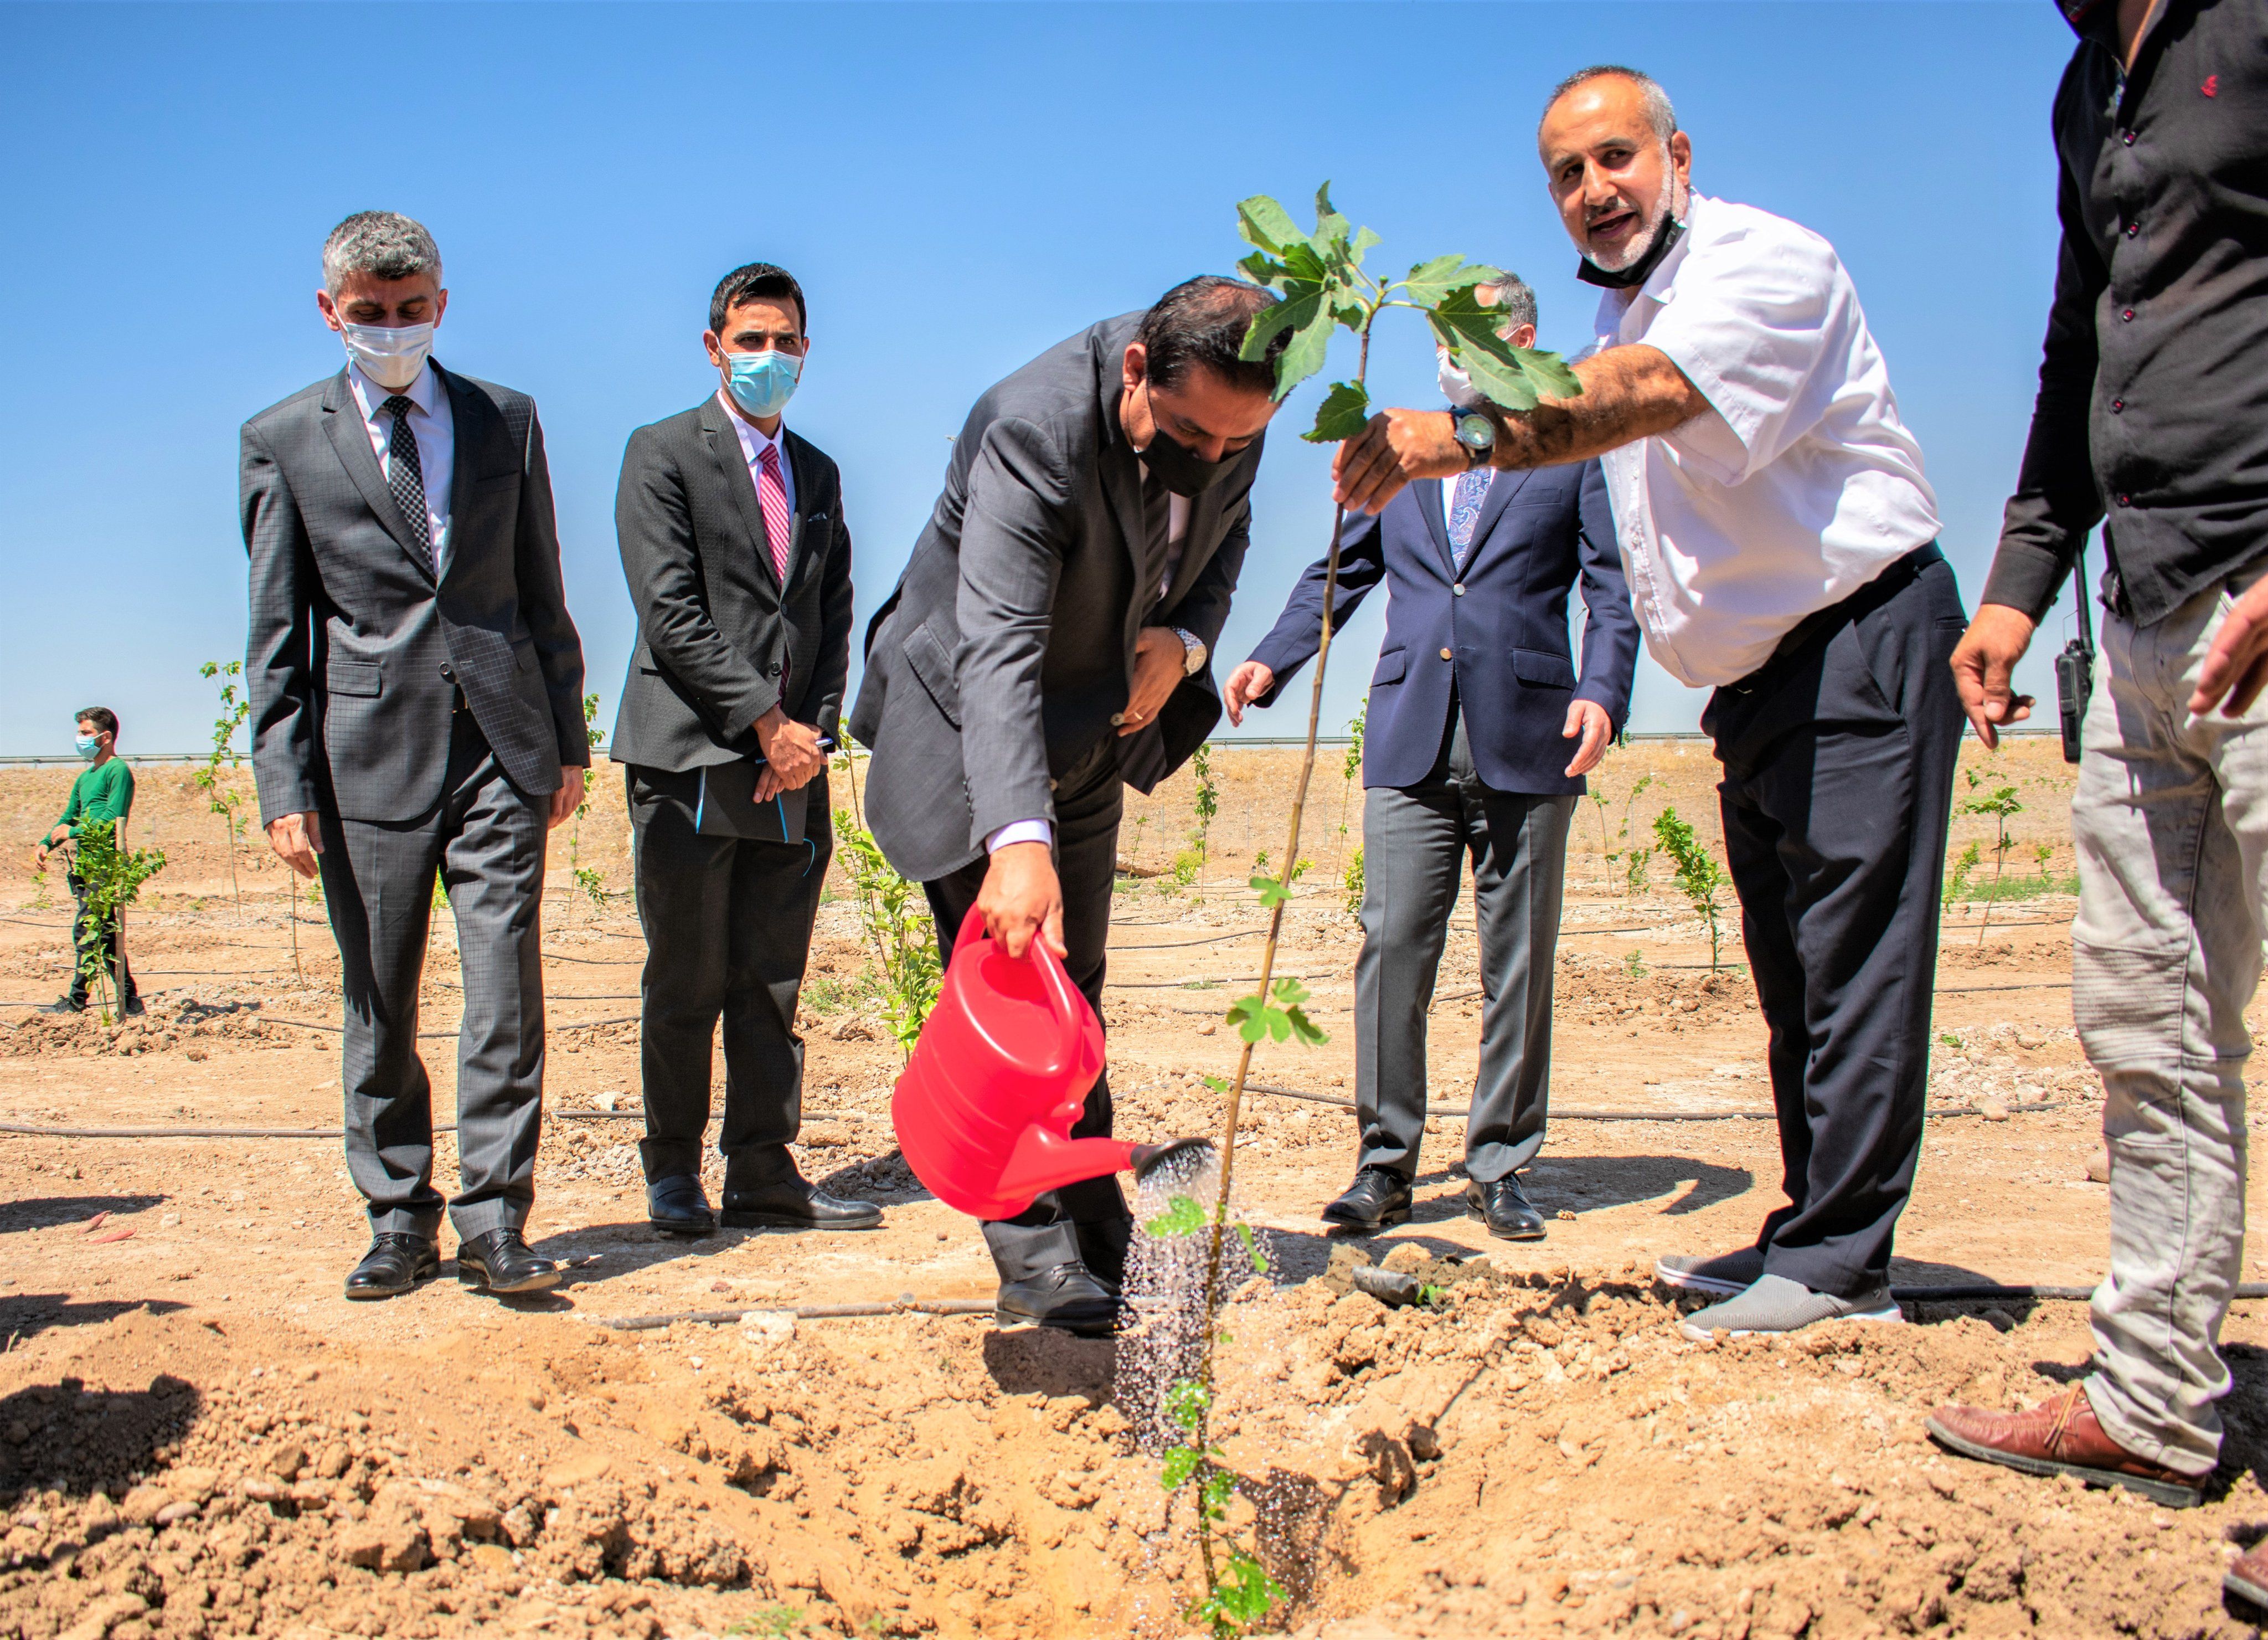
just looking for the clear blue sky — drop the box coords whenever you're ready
[2,1,2083,757]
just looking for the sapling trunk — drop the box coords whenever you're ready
[1187,328,1369,1596]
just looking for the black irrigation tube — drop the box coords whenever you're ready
[1896,1283,2268,1304]
[1240,1082,2069,1123]
[595,1298,995,1333]
[0,1108,884,1141]
[592,1284,2268,1333]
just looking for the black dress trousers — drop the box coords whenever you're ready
[1703,546,1965,1299]
[922,736,1133,1287]
[627,763,832,1190]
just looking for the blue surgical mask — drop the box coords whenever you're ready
[724,349,802,419]
[74,735,101,762]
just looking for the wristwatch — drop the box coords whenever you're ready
[1452,412,1497,469]
[1172,628,1208,675]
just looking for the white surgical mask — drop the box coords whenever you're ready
[341,321,436,391]
[1437,348,1483,410]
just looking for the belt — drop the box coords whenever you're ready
[1738,542,1943,688]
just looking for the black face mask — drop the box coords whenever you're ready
[1576,210,1686,291]
[1137,383,1238,496]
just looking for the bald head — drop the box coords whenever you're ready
[1538,69,1692,274]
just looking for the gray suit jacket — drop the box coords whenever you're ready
[848,312,1261,883]
[606,398,853,772]
[241,364,590,826]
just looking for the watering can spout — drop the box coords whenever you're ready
[1128,1137,1216,1182]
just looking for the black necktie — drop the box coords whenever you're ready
[382,395,431,568]
[1140,470,1172,612]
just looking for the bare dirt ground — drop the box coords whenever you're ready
[4,737,2268,1639]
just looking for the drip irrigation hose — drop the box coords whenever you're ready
[0,1108,884,1140]
[1240,1082,2069,1122]
[586,1282,2268,1335]
[594,1298,994,1332]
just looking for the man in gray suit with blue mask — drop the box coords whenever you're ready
[242,211,589,1302]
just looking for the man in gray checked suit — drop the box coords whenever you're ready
[850,276,1286,1334]
[243,212,589,1302]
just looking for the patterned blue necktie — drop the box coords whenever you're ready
[1447,466,1492,564]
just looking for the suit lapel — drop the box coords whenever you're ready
[319,369,435,583]
[435,363,489,584]
[782,429,821,590]
[1415,479,1455,575]
[699,395,781,589]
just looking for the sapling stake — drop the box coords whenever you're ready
[1157,185,1579,1637]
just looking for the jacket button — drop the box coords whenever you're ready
[2122,308,2136,321]
[2111,399,2125,413]
[439,664,455,682]
[2116,493,2131,506]
[2121,130,2136,145]
[1439,647,1454,661]
[1109,712,1126,727]
[2126,222,2140,238]
[1452,583,1466,597]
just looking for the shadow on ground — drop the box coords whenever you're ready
[0,1370,201,1497]
[0,1295,187,1348]
[0,1196,167,1233]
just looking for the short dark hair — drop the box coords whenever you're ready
[1137,276,1282,398]
[710,263,807,337]
[1545,65,1678,141]
[77,707,117,738]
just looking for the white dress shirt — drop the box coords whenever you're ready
[1587,193,1941,688]
[347,360,454,569]
[717,388,796,513]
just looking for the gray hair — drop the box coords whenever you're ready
[322,211,442,294]
[1544,65,1678,141]
[1478,271,1539,336]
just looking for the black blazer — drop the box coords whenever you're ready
[240,363,589,826]
[847,313,1260,883]
[1247,459,1636,795]
[607,395,854,774]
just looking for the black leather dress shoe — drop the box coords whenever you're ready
[646,1173,716,1236]
[1465,1173,1547,1241]
[721,1173,882,1231]
[345,1232,439,1300]
[1322,1166,1413,1233]
[120,994,145,1017]
[996,1263,1119,1336]
[455,1228,560,1295]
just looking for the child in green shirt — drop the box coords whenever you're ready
[32,707,140,1015]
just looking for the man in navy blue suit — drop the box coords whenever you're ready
[1226,274,1637,1239]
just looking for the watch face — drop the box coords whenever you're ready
[1455,415,1493,450]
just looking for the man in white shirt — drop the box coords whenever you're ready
[1334,66,1965,1340]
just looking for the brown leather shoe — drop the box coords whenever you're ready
[1925,1386,2203,1509]
[2227,1538,2268,1610]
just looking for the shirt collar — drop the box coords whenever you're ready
[716,389,787,462]
[349,358,441,420]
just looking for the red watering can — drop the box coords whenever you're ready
[893,907,1210,1220]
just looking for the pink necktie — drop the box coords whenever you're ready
[756,444,791,584]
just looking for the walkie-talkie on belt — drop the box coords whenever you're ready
[2055,542,2095,765]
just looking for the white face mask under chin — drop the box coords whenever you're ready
[1437,351,1483,410]
[341,321,436,391]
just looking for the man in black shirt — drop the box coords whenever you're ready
[1937,0,2268,1542]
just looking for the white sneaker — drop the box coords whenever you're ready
[1655,1247,1765,1297]
[1680,1273,1904,1341]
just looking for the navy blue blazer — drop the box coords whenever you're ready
[1246,457,1637,796]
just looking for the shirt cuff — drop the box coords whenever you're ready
[985,819,1053,853]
